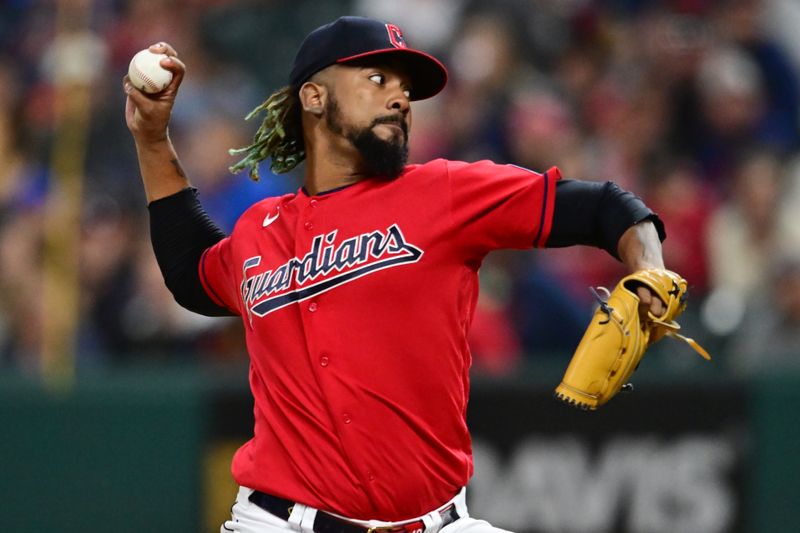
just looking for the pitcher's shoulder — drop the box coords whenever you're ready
[403,159,451,174]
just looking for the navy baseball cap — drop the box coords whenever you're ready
[289,16,448,101]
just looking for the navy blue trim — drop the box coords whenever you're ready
[301,182,359,197]
[533,170,551,247]
[251,250,421,317]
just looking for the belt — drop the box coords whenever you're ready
[248,490,460,533]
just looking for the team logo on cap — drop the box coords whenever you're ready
[386,24,406,48]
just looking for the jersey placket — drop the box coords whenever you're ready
[293,193,376,491]
[294,196,346,417]
[295,195,323,323]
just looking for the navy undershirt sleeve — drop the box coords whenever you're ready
[147,187,235,316]
[547,179,666,259]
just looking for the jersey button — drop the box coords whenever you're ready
[309,199,318,208]
[304,221,314,230]
[342,413,352,424]
[320,355,329,367]
[308,302,318,312]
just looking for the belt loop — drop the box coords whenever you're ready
[300,505,318,533]
[453,487,469,519]
[287,503,306,531]
[422,508,444,533]
[288,503,318,533]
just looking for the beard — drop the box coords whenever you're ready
[325,95,409,180]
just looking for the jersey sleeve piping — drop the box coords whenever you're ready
[199,247,234,311]
[533,166,560,247]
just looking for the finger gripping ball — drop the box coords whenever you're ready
[128,49,173,94]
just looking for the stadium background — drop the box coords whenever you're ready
[1,0,799,531]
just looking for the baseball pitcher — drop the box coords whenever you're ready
[123,16,706,533]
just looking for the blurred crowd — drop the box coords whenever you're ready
[2,0,800,377]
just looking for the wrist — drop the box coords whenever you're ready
[134,132,172,152]
[618,222,665,272]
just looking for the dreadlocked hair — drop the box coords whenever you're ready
[228,85,304,180]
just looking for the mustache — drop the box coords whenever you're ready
[372,115,408,137]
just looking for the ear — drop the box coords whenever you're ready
[299,82,327,116]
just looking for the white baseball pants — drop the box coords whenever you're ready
[220,486,513,533]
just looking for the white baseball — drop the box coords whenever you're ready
[128,49,173,94]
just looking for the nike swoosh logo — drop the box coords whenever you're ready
[263,212,280,227]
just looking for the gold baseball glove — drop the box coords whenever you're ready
[554,269,710,410]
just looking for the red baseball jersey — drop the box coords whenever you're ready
[199,158,560,520]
